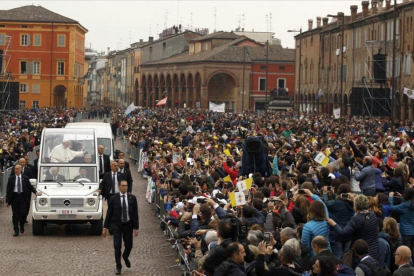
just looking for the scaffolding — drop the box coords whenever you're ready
[0,35,15,111]
[354,40,393,117]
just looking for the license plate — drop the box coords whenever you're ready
[57,209,78,215]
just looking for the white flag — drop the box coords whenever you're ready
[124,102,136,115]
[333,108,341,119]
[209,102,225,112]
[403,87,414,99]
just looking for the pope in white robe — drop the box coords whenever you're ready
[49,140,85,179]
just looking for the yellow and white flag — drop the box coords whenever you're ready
[236,178,253,192]
[312,137,317,145]
[314,152,330,167]
[229,192,246,207]
[325,148,331,156]
[223,175,232,183]
[224,149,232,157]
[205,158,209,166]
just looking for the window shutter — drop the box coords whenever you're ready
[27,34,31,46]
[27,62,32,75]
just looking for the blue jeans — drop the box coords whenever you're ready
[331,240,352,258]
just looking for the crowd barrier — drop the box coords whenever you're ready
[151,178,197,275]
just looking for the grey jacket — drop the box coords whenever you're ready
[393,264,414,276]
[355,162,375,191]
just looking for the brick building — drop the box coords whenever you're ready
[138,31,295,111]
[0,5,87,109]
[294,0,414,119]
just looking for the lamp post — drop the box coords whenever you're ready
[328,12,345,117]
[265,40,269,114]
[391,0,397,133]
[288,28,302,117]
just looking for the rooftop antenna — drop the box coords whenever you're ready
[214,8,217,32]
[164,10,168,29]
[176,0,179,26]
[269,13,272,33]
[242,14,245,30]
[265,14,269,32]
[190,12,193,31]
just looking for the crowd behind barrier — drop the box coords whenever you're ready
[109,106,414,276]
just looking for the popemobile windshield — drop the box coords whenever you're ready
[31,128,103,235]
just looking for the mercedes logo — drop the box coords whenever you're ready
[63,199,71,206]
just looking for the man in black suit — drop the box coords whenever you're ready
[74,167,92,182]
[102,180,139,275]
[24,154,36,178]
[118,159,133,193]
[45,167,65,182]
[304,236,342,271]
[98,161,126,201]
[6,165,40,236]
[11,158,34,179]
[117,152,130,170]
[98,145,111,179]
[394,245,414,276]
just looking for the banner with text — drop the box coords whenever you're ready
[209,102,225,112]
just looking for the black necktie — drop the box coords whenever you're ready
[17,176,21,194]
[122,195,127,222]
[112,173,116,193]
[99,156,103,175]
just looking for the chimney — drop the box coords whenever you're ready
[378,0,384,12]
[316,17,322,28]
[107,47,110,55]
[386,0,391,10]
[139,39,143,43]
[371,0,378,14]
[351,5,358,21]
[323,17,329,29]
[308,19,313,30]
[148,36,154,42]
[362,1,370,18]
[337,12,344,27]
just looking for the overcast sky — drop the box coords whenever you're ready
[1,0,402,52]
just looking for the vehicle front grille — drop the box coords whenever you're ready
[57,214,77,219]
[50,198,84,208]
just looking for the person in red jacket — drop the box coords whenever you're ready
[223,159,238,181]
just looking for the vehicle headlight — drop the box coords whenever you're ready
[39,198,48,206]
[87,198,96,206]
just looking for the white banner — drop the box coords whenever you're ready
[209,102,225,112]
[403,87,414,99]
[333,108,341,119]
[124,102,136,115]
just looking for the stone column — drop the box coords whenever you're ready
[409,100,414,120]
[178,86,183,108]
[186,86,191,108]
[193,87,197,108]
[200,86,208,109]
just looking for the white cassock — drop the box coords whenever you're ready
[49,144,85,179]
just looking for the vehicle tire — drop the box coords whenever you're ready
[32,218,44,235]
[91,217,103,235]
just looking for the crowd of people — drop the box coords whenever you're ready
[114,107,414,276]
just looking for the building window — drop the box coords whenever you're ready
[20,61,27,74]
[20,84,29,93]
[259,78,267,91]
[57,34,65,47]
[33,61,40,75]
[57,62,65,75]
[21,34,30,46]
[260,66,267,70]
[163,42,166,51]
[0,25,5,28]
[277,78,286,89]
[33,34,41,46]
[205,43,208,50]
[279,66,285,71]
[21,25,28,28]
[0,34,5,45]
[33,84,40,94]
[19,100,26,108]
[33,101,39,109]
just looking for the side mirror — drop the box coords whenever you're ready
[30,179,37,187]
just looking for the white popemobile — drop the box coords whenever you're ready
[31,128,103,235]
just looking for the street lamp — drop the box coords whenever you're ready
[328,12,345,118]
[288,28,302,117]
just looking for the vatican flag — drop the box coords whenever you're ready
[229,192,246,207]
[325,148,331,156]
[314,152,330,167]
[223,175,232,183]
[237,178,253,192]
[205,158,209,166]
[224,149,232,157]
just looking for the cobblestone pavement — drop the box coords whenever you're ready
[0,120,182,276]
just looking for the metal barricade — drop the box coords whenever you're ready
[0,166,14,204]
[27,145,40,166]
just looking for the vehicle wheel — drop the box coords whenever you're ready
[32,218,44,235]
[91,217,103,235]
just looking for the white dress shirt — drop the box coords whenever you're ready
[14,174,22,192]
[120,192,129,221]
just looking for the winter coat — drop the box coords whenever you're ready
[389,197,414,235]
[214,259,247,276]
[332,211,380,262]
[355,163,375,191]
[382,177,404,194]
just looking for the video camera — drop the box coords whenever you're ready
[229,215,248,242]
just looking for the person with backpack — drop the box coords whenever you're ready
[353,239,389,276]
